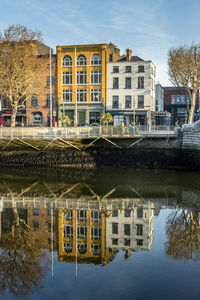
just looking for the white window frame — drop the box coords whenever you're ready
[63,89,72,103]
[78,226,87,239]
[77,71,86,84]
[77,54,86,66]
[77,210,87,221]
[91,89,101,102]
[91,244,101,255]
[91,54,101,65]
[63,224,73,238]
[77,89,87,102]
[91,210,101,222]
[91,226,101,240]
[64,241,73,253]
[62,55,72,66]
[91,70,101,84]
[62,71,72,85]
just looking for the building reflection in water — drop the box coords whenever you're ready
[0,171,200,296]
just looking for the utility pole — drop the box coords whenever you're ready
[74,47,78,126]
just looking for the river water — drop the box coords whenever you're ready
[0,167,200,300]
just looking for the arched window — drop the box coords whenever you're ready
[62,55,72,66]
[77,54,86,66]
[91,54,101,65]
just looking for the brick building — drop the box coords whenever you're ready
[164,87,200,125]
[0,41,57,126]
[26,53,57,126]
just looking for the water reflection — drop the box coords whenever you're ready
[0,168,200,298]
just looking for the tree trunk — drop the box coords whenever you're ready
[11,109,17,127]
[188,92,196,124]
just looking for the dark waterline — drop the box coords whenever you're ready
[0,167,200,300]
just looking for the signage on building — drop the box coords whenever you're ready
[171,95,191,105]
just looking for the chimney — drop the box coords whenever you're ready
[126,48,132,61]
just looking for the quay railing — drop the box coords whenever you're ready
[0,125,176,140]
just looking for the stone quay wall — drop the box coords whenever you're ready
[0,122,200,170]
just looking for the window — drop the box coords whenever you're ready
[112,222,118,234]
[91,244,101,255]
[78,226,87,239]
[137,207,143,218]
[125,77,131,89]
[124,210,131,217]
[77,210,87,222]
[91,54,101,65]
[64,242,73,253]
[78,243,87,254]
[136,239,143,246]
[91,70,101,84]
[62,55,72,66]
[77,71,86,84]
[33,205,39,216]
[138,95,144,108]
[77,89,87,102]
[32,112,42,123]
[77,54,86,66]
[46,95,54,107]
[112,96,119,109]
[112,210,118,217]
[126,66,132,73]
[90,112,100,124]
[62,72,72,85]
[91,210,101,223]
[113,66,119,73]
[33,221,39,229]
[31,96,38,107]
[136,224,143,235]
[63,210,73,221]
[124,224,130,236]
[63,89,72,102]
[112,238,118,245]
[138,65,144,72]
[91,89,101,102]
[113,77,119,89]
[124,238,130,246]
[138,77,144,88]
[109,54,113,62]
[47,76,53,87]
[63,224,73,238]
[125,96,132,108]
[91,227,101,240]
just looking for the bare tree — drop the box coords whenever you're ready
[168,44,200,124]
[165,208,200,262]
[0,25,44,127]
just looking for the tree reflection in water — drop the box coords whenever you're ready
[0,207,50,297]
[166,208,200,262]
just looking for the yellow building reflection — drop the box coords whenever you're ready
[58,209,116,265]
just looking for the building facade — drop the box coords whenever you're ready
[106,201,154,256]
[26,53,57,127]
[155,83,164,112]
[56,43,120,126]
[0,42,57,127]
[164,87,200,125]
[106,49,156,126]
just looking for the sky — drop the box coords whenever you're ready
[0,0,200,85]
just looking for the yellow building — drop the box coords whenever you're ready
[56,43,120,125]
[58,208,116,265]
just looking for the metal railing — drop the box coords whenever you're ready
[0,125,176,140]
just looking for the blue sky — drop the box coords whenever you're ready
[0,0,200,85]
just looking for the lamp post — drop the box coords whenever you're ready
[49,48,53,127]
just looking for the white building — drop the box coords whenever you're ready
[106,49,156,126]
[106,201,154,255]
[155,82,164,112]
